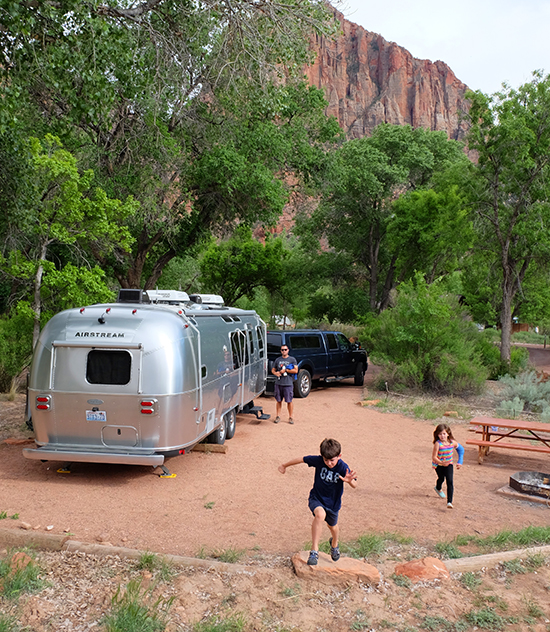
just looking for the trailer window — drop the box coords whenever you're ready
[86,350,132,385]
[247,329,255,355]
[256,326,265,357]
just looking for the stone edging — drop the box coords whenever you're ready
[2,527,550,577]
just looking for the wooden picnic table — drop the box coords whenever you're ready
[467,416,550,463]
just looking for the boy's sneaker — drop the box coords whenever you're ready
[307,550,319,566]
[434,486,445,498]
[329,537,340,562]
[274,416,280,424]
[447,502,453,509]
[289,418,294,424]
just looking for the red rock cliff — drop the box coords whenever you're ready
[305,8,470,140]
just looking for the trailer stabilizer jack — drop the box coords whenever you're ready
[158,465,176,478]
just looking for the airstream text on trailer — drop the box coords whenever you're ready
[23,289,269,474]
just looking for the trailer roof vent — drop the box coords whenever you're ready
[146,290,190,304]
[189,294,224,308]
[117,289,150,304]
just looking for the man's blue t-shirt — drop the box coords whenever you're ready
[303,455,349,513]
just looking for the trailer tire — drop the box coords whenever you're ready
[225,409,236,440]
[208,420,227,445]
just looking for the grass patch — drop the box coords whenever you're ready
[317,531,413,559]
[459,571,483,590]
[435,541,463,559]
[420,615,468,631]
[135,552,175,582]
[192,614,247,631]
[0,550,44,599]
[463,607,511,630]
[210,547,246,564]
[103,578,174,632]
[447,525,550,556]
[0,614,18,632]
[391,573,412,588]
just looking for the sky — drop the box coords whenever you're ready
[339,0,549,95]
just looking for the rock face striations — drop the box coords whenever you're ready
[305,8,470,140]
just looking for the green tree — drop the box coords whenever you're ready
[0,135,136,346]
[0,0,339,290]
[198,226,288,306]
[367,274,488,394]
[301,124,469,314]
[465,72,550,363]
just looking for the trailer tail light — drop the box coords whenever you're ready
[140,399,157,415]
[36,395,51,410]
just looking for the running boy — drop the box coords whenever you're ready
[278,438,357,566]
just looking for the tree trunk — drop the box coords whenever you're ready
[500,277,515,363]
[32,251,47,349]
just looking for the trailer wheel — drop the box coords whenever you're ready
[225,409,236,440]
[208,419,227,445]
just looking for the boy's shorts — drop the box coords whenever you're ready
[274,383,293,403]
[308,497,339,527]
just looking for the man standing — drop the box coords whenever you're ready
[272,345,298,424]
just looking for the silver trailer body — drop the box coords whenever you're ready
[23,290,267,467]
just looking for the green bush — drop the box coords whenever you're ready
[368,275,488,395]
[475,337,529,380]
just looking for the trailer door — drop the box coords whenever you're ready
[230,330,247,410]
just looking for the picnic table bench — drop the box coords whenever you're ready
[467,416,550,463]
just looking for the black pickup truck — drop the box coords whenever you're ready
[266,329,368,398]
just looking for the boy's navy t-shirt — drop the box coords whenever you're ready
[303,455,349,513]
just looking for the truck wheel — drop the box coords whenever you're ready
[354,363,365,386]
[294,369,312,398]
[208,419,227,445]
[225,409,236,440]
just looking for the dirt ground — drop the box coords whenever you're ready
[2,346,550,631]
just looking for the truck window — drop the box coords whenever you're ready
[267,333,282,354]
[325,333,338,350]
[289,335,322,349]
[337,333,351,350]
[86,350,131,385]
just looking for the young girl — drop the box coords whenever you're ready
[432,423,464,509]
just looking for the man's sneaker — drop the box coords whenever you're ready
[307,550,319,566]
[329,537,340,562]
[289,418,294,424]
[274,416,280,424]
[434,486,445,498]
[447,502,453,509]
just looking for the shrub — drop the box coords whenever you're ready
[368,274,488,395]
[498,371,550,413]
[475,336,529,380]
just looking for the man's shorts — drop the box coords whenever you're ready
[274,383,293,403]
[308,497,339,527]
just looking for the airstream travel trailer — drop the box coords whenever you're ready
[23,289,269,474]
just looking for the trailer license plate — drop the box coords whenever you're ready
[86,410,107,422]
